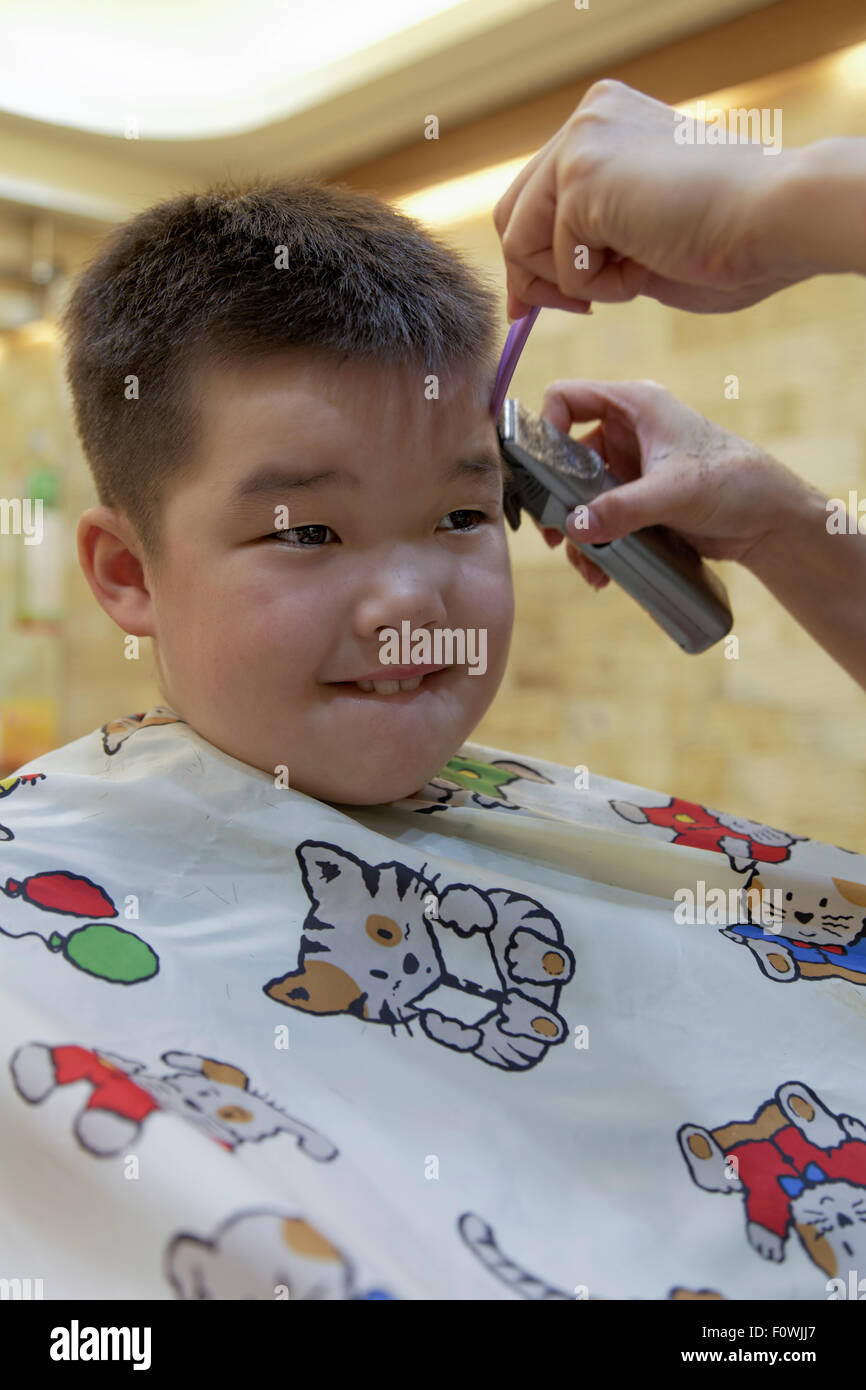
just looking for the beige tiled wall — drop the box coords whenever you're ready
[0,48,864,848]
[463,53,866,850]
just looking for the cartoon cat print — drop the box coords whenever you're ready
[722,872,866,985]
[9,1043,336,1160]
[408,753,556,814]
[264,840,575,1071]
[0,771,45,842]
[457,1214,725,1300]
[172,1207,725,1301]
[610,795,806,874]
[100,707,184,756]
[679,1081,866,1283]
[166,1208,394,1300]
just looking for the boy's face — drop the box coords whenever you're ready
[112,352,514,805]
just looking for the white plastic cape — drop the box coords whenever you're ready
[1,705,865,1302]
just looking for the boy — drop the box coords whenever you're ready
[1,179,865,1302]
[70,178,514,808]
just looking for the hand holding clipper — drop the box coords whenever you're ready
[490,307,733,654]
[497,398,733,654]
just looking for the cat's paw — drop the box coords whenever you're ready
[504,928,574,988]
[719,835,753,861]
[9,1041,56,1102]
[745,938,797,982]
[75,1106,140,1157]
[840,1113,866,1142]
[419,1010,482,1052]
[609,800,648,824]
[678,1125,742,1193]
[419,996,564,1069]
[746,1222,785,1261]
[777,1082,847,1147]
[474,1013,547,1070]
[497,991,567,1045]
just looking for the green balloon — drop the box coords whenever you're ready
[62,922,159,984]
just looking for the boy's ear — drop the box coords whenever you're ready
[76,506,155,637]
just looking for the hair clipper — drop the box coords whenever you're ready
[497,398,734,654]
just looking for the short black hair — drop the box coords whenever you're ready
[61,175,503,573]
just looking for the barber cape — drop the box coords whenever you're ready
[2,704,865,1302]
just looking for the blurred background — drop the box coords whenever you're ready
[1,0,864,847]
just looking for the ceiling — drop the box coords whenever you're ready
[0,0,776,224]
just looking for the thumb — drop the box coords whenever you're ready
[568,469,683,544]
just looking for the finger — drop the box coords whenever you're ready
[565,468,687,544]
[506,287,532,320]
[492,131,562,240]
[542,377,672,436]
[504,146,649,306]
[530,518,564,548]
[537,406,620,484]
[500,144,601,310]
[505,283,590,321]
[505,273,593,317]
[572,424,606,460]
[571,423,646,485]
[538,394,605,454]
[551,211,655,303]
[541,379,638,433]
[565,540,609,587]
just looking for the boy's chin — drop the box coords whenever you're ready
[320,760,444,807]
[326,779,433,809]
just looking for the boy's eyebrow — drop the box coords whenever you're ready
[228,451,505,507]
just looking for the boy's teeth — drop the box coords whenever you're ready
[355,675,425,693]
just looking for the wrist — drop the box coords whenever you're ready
[738,469,829,580]
[757,138,866,279]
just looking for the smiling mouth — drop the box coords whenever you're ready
[329,668,452,696]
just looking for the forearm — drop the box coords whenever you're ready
[761,137,866,279]
[741,480,866,692]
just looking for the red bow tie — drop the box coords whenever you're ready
[791,939,843,954]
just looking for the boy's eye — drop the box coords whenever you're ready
[438,509,489,532]
[266,509,489,549]
[269,523,334,548]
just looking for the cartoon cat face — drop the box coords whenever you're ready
[146,1073,280,1144]
[792,1179,866,1277]
[746,876,866,946]
[714,811,795,849]
[265,843,443,1027]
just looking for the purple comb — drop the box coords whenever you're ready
[490,305,541,421]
